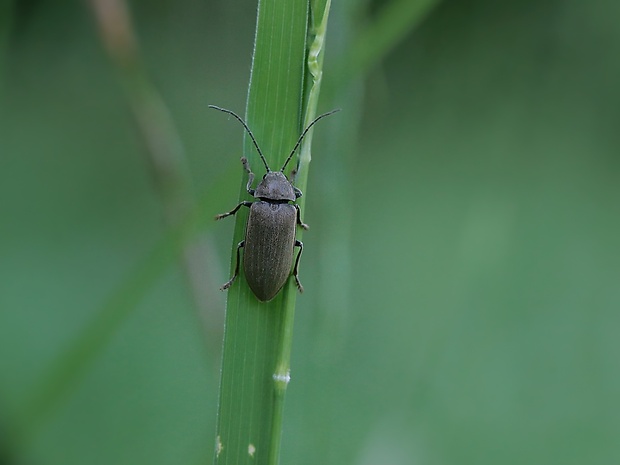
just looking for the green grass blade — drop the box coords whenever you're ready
[213,0,334,464]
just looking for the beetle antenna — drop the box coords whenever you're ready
[209,105,271,172]
[280,109,341,172]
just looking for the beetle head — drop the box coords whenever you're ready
[255,172,296,201]
[208,105,341,199]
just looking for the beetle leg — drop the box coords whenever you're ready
[221,240,245,290]
[294,204,309,230]
[215,201,252,220]
[241,157,255,195]
[293,240,304,293]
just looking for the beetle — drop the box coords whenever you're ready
[210,105,339,302]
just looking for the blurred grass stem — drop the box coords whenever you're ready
[341,0,440,82]
[12,179,225,454]
[7,0,225,454]
[89,0,222,333]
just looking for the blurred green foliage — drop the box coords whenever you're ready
[1,0,619,464]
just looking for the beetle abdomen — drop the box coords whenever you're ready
[244,201,297,301]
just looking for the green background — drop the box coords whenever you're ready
[1,0,619,464]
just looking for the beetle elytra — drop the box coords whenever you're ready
[210,105,339,302]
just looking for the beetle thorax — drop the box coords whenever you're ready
[254,172,296,201]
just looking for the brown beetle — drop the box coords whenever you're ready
[210,105,338,301]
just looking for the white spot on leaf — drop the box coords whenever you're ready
[272,370,291,384]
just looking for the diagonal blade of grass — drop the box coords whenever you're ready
[342,0,441,82]
[12,177,227,451]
